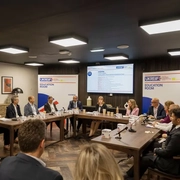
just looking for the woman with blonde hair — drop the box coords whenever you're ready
[74,143,123,180]
[89,96,107,137]
[126,99,139,116]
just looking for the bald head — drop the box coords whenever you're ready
[28,96,35,104]
[73,96,78,102]
[151,98,159,107]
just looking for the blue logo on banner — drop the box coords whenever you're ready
[40,78,52,82]
[145,76,161,81]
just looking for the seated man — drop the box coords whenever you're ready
[24,96,39,116]
[44,96,68,135]
[126,108,180,179]
[5,95,22,149]
[147,98,166,120]
[68,95,83,132]
[0,119,63,180]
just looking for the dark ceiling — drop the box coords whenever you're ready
[0,0,180,65]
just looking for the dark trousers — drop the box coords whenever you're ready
[127,153,156,178]
[70,117,82,130]
[46,121,60,128]
[0,127,9,145]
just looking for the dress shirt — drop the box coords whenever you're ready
[25,154,46,167]
[13,104,19,118]
[49,103,55,112]
[73,101,77,108]
[29,103,37,115]
[153,105,159,119]
[155,122,172,132]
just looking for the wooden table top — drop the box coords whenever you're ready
[92,123,160,151]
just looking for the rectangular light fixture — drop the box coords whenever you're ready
[90,48,105,52]
[0,46,28,54]
[140,19,180,35]
[104,54,128,60]
[168,49,180,56]
[49,35,87,47]
[24,62,44,66]
[58,59,80,64]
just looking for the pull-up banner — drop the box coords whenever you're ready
[38,75,78,111]
[142,70,180,113]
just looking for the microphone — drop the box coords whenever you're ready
[115,126,128,140]
[128,116,141,133]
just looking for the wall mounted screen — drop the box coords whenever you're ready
[87,64,134,94]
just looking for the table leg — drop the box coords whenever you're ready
[60,119,64,141]
[82,119,86,134]
[73,116,76,136]
[133,151,140,180]
[10,126,14,156]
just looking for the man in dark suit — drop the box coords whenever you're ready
[0,119,63,180]
[5,95,22,150]
[24,96,39,116]
[126,108,180,178]
[6,95,22,118]
[147,98,166,120]
[68,95,83,131]
[44,96,68,135]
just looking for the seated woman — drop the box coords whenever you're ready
[159,100,174,123]
[126,99,139,116]
[89,96,107,137]
[74,143,123,180]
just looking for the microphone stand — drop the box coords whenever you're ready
[115,126,128,139]
[128,116,141,133]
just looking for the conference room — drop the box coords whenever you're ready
[0,1,180,180]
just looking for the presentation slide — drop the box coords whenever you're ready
[87,64,134,94]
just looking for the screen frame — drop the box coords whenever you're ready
[87,63,134,94]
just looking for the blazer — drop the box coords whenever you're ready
[44,103,58,113]
[24,103,39,116]
[6,103,22,118]
[147,104,166,120]
[95,103,107,113]
[154,127,180,175]
[68,100,83,110]
[126,107,139,116]
[0,153,63,180]
[159,115,171,123]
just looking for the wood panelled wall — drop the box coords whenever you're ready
[38,56,180,113]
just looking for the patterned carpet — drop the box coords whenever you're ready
[0,125,149,180]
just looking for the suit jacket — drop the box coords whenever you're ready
[126,107,139,116]
[24,103,39,116]
[0,153,63,180]
[147,104,166,119]
[95,103,107,113]
[68,100,83,110]
[44,103,58,113]
[154,127,180,175]
[6,103,22,118]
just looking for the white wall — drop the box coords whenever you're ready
[0,62,38,115]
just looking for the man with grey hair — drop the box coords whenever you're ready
[147,98,166,120]
[68,95,83,132]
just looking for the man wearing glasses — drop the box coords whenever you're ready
[147,98,166,120]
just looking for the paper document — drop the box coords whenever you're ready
[0,118,12,121]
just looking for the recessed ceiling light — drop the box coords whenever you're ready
[117,45,129,49]
[104,54,128,60]
[28,56,37,59]
[58,59,80,64]
[140,19,180,35]
[0,46,28,54]
[24,62,44,66]
[90,48,105,52]
[49,35,87,47]
[168,49,180,56]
